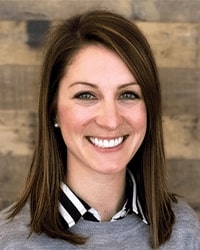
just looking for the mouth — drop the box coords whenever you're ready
[87,136,128,149]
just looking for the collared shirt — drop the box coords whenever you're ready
[59,169,148,229]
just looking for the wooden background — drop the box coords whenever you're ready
[0,0,199,217]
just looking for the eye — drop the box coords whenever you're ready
[74,92,97,100]
[118,91,139,100]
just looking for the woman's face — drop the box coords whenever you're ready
[57,45,147,176]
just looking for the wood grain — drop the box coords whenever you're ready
[137,22,200,68]
[0,21,199,68]
[168,159,200,204]
[0,66,40,109]
[0,110,36,156]
[163,115,200,159]
[0,0,199,216]
[0,110,199,160]
[0,21,43,66]
[0,153,31,210]
[0,0,199,22]
[159,68,200,116]
[0,66,199,116]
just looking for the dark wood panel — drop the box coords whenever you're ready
[0,66,199,116]
[0,66,40,110]
[159,68,200,116]
[0,154,31,211]
[0,0,199,22]
[168,159,200,206]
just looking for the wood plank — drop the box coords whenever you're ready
[0,0,132,21]
[0,110,36,156]
[1,112,198,159]
[1,66,199,116]
[137,22,200,68]
[163,115,200,159]
[0,21,44,65]
[159,68,200,116]
[168,159,200,205]
[0,153,31,211]
[167,159,200,218]
[0,110,199,159]
[0,0,199,22]
[0,21,200,68]
[0,66,40,110]
[130,0,200,23]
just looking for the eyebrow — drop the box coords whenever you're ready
[68,81,138,89]
[68,82,98,89]
[118,82,138,89]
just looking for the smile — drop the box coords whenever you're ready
[88,136,126,148]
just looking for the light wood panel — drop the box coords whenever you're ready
[163,115,200,159]
[0,21,199,68]
[0,21,43,66]
[137,22,200,68]
[0,110,36,156]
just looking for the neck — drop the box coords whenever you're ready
[65,166,126,222]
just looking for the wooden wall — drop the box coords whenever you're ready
[0,0,199,217]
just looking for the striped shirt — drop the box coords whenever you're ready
[59,169,148,228]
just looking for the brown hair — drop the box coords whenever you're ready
[9,10,176,248]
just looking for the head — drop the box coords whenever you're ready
[40,9,162,170]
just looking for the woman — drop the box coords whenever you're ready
[0,10,200,249]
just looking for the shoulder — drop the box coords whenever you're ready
[166,199,200,248]
[0,203,31,247]
[172,199,200,226]
[0,203,30,226]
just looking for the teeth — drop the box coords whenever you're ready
[89,136,124,148]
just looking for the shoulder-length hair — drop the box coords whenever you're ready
[9,10,176,248]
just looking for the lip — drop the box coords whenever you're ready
[86,135,128,149]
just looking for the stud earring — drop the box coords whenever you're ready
[54,123,59,128]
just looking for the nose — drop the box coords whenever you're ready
[95,101,122,130]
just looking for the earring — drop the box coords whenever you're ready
[54,123,59,128]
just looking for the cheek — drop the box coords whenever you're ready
[125,105,147,131]
[57,105,92,130]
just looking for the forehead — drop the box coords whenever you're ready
[62,44,136,85]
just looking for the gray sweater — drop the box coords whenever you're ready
[0,200,200,249]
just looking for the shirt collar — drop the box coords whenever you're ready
[59,169,148,229]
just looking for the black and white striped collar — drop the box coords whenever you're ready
[59,169,148,229]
